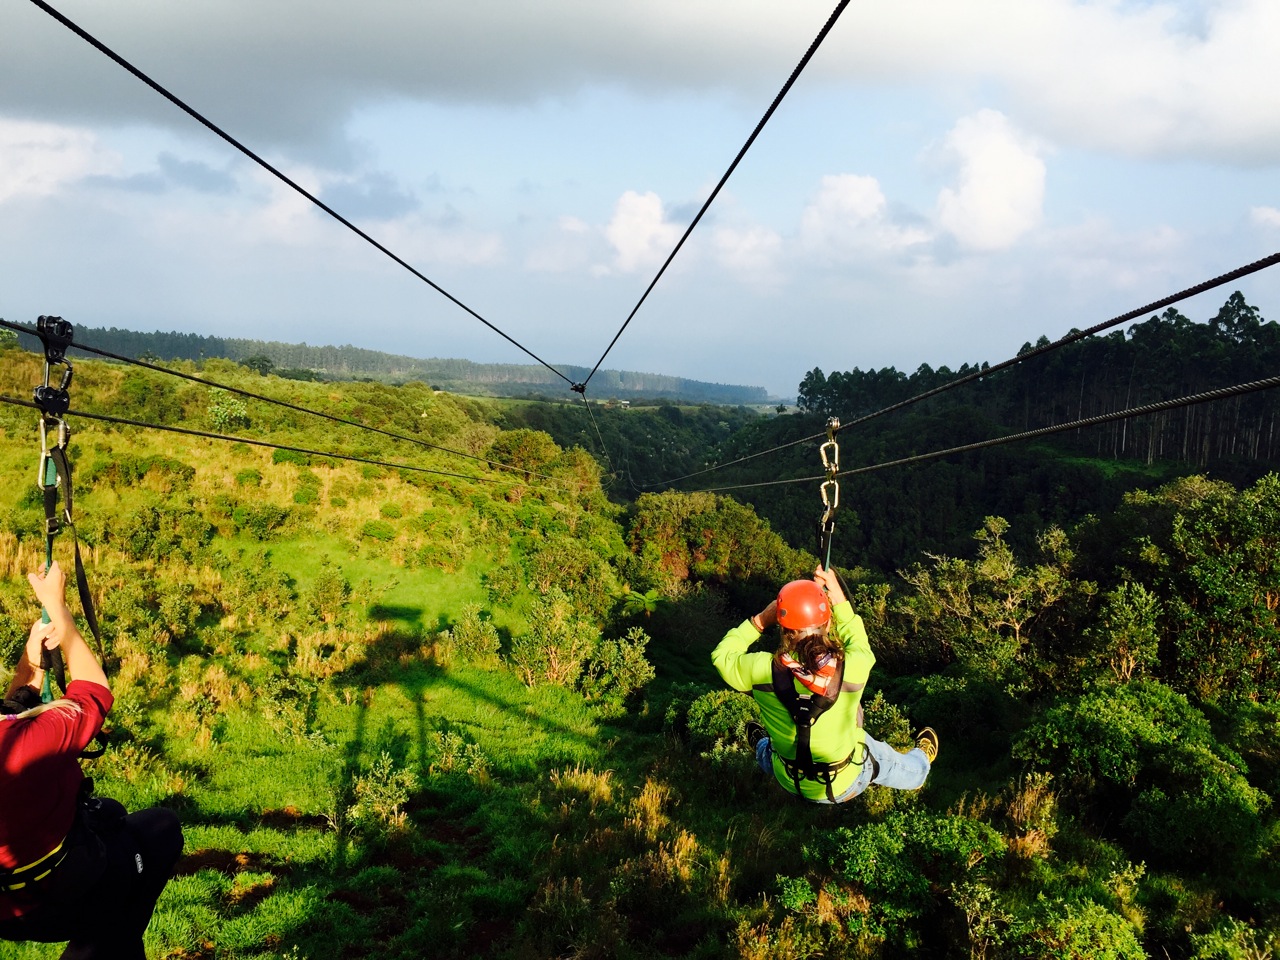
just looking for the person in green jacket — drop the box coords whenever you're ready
[712,566,938,803]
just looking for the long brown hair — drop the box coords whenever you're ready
[780,624,842,673]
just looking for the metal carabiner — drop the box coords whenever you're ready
[820,438,839,475]
[820,478,840,512]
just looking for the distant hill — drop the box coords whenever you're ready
[27,324,770,406]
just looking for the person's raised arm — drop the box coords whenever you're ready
[27,561,108,691]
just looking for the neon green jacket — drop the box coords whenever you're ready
[711,601,875,801]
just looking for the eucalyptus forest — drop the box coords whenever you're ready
[1,293,1278,959]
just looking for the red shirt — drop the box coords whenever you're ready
[0,679,112,919]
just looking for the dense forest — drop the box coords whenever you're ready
[0,306,1278,959]
[19,325,769,405]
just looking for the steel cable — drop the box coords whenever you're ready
[581,0,854,388]
[694,373,1280,493]
[646,251,1280,489]
[0,393,549,488]
[0,319,573,488]
[25,0,572,384]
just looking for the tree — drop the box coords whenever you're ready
[242,354,275,376]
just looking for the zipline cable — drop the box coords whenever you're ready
[576,392,617,488]
[645,250,1280,489]
[580,0,854,389]
[693,373,1280,493]
[0,318,573,488]
[0,394,546,490]
[24,0,572,386]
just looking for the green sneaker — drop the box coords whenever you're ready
[916,727,939,763]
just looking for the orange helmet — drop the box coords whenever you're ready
[776,580,829,631]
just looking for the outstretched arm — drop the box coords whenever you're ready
[27,561,108,691]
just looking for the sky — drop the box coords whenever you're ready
[1,0,1279,399]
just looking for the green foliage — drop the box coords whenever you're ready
[1190,917,1278,960]
[293,486,319,505]
[307,562,350,625]
[445,603,501,664]
[506,588,599,687]
[116,496,213,562]
[361,520,396,542]
[578,626,655,717]
[272,448,311,466]
[685,689,759,754]
[1007,898,1146,959]
[347,752,418,838]
[233,503,291,541]
[235,468,262,487]
[810,810,1006,941]
[379,502,403,519]
[208,393,251,431]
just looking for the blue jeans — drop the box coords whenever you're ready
[756,733,931,803]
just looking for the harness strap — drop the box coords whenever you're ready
[0,838,67,892]
[769,658,855,802]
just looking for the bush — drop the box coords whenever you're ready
[449,603,501,664]
[232,503,291,542]
[686,689,759,755]
[235,468,262,487]
[208,394,250,432]
[506,589,598,687]
[272,449,311,466]
[379,502,403,519]
[579,626,656,717]
[361,520,396,543]
[293,486,319,505]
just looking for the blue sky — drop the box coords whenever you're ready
[2,0,1278,397]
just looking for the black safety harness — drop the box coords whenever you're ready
[768,657,864,802]
[762,417,876,802]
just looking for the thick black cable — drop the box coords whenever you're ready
[695,374,1280,493]
[24,0,571,385]
[0,318,572,488]
[581,0,854,388]
[647,251,1280,489]
[0,394,526,488]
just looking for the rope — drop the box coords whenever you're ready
[581,0,854,388]
[694,374,1280,493]
[0,319,572,488]
[644,251,1280,489]
[25,0,572,385]
[0,394,534,488]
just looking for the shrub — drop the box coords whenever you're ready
[208,394,250,432]
[235,468,261,487]
[1008,899,1145,960]
[272,449,311,466]
[686,689,760,755]
[293,486,319,505]
[348,752,418,837]
[579,626,656,717]
[506,589,599,687]
[307,563,350,624]
[449,603,501,664]
[330,495,347,508]
[361,520,396,542]
[379,502,403,519]
[232,503,291,542]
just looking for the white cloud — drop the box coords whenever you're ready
[712,224,783,277]
[1253,206,1280,228]
[0,119,118,204]
[603,190,682,273]
[799,173,931,260]
[935,110,1045,252]
[7,1,1280,163]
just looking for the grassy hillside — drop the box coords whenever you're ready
[0,348,1277,959]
